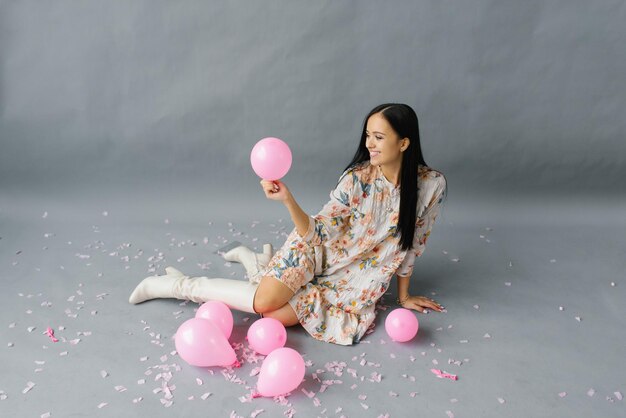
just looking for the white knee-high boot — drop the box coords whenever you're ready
[223,243,273,283]
[128,267,259,314]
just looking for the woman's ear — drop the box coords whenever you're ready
[401,138,410,152]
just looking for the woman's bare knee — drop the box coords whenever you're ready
[254,276,295,313]
[263,303,300,327]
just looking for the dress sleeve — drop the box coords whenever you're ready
[395,175,447,278]
[296,168,355,247]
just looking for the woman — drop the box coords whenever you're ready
[129,103,448,345]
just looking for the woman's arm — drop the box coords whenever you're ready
[284,193,311,239]
[397,272,444,313]
[260,174,353,246]
[397,273,411,302]
[260,179,311,238]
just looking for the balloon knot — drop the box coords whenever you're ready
[251,390,262,399]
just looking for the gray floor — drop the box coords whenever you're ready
[1,186,625,418]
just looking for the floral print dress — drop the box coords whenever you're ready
[255,160,447,345]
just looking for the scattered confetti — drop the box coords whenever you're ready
[431,369,457,381]
[22,382,36,394]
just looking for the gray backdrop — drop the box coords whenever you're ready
[2,0,625,200]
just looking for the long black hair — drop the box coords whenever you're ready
[343,103,447,251]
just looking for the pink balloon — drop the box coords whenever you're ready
[174,318,237,367]
[247,317,287,355]
[250,137,292,180]
[385,308,419,342]
[195,301,233,340]
[257,347,305,397]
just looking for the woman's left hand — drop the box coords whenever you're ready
[400,295,444,313]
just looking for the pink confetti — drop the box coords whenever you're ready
[431,369,458,380]
[558,392,567,397]
[614,391,623,401]
[45,327,59,342]
[445,411,454,418]
[97,402,108,409]
[22,382,35,394]
[301,388,315,398]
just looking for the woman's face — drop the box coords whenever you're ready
[365,112,408,166]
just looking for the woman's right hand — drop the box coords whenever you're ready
[260,179,290,202]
